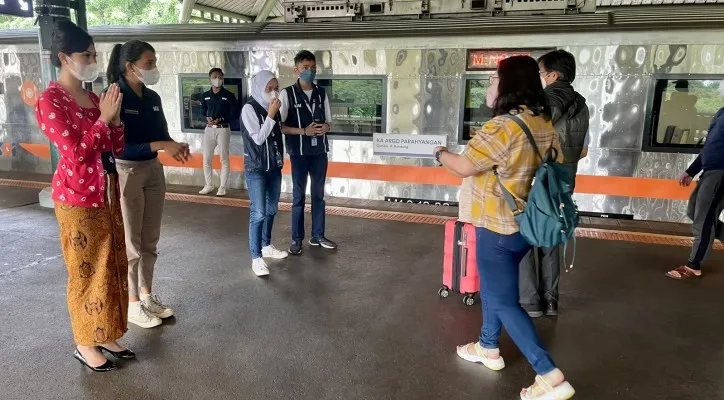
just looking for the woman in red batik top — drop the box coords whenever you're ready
[35,20,134,372]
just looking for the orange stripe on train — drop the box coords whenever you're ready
[17,142,693,200]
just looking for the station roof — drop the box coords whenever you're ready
[188,0,724,18]
[181,0,285,23]
[195,0,284,18]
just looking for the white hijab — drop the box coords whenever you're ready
[251,70,276,110]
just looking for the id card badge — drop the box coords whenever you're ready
[311,136,318,147]
[272,141,283,168]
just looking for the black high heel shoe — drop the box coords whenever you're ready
[73,349,117,372]
[98,345,136,360]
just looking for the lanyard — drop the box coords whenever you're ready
[298,86,320,115]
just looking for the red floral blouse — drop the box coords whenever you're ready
[35,82,125,208]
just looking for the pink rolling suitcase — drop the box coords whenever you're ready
[439,219,479,306]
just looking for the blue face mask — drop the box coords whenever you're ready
[299,69,316,83]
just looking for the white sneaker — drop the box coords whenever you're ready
[216,187,227,197]
[252,258,270,277]
[128,301,162,329]
[141,294,175,319]
[262,244,288,259]
[199,186,214,195]
[456,342,506,371]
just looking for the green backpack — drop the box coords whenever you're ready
[494,114,579,268]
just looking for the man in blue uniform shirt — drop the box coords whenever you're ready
[199,67,239,197]
[666,78,724,280]
[279,50,337,255]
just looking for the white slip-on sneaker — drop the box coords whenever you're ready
[141,294,175,319]
[216,187,227,197]
[128,301,162,329]
[520,374,575,400]
[252,258,270,277]
[456,342,506,371]
[199,186,214,195]
[262,245,288,259]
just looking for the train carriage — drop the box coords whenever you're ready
[1,6,723,223]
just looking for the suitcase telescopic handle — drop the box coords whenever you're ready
[461,247,468,276]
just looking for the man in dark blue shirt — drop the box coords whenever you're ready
[199,68,239,197]
[666,79,724,280]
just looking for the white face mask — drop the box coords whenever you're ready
[540,76,548,89]
[64,56,99,82]
[262,90,278,104]
[135,66,160,86]
[211,78,222,88]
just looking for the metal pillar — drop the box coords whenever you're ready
[254,0,277,22]
[34,0,86,207]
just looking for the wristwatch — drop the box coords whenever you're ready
[434,148,445,165]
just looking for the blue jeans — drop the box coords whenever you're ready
[476,227,557,375]
[246,168,282,259]
[290,154,328,242]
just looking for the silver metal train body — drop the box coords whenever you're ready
[1,11,723,222]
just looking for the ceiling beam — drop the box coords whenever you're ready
[179,0,196,24]
[191,4,253,23]
[254,0,278,22]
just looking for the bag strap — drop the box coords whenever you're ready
[493,114,539,216]
[508,114,543,162]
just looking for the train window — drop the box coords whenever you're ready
[315,75,386,138]
[644,76,724,154]
[179,75,245,133]
[459,75,494,142]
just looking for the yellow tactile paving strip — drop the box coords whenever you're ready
[0,178,51,190]
[3,178,721,250]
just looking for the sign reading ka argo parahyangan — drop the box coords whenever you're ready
[373,134,447,159]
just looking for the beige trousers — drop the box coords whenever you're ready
[203,126,231,188]
[116,158,166,298]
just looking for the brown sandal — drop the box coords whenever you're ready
[665,266,702,280]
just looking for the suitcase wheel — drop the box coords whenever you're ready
[463,294,476,307]
[438,287,450,299]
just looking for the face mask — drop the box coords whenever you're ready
[262,90,278,104]
[299,69,316,83]
[485,82,498,108]
[211,78,222,88]
[540,76,548,89]
[64,56,99,82]
[135,66,160,86]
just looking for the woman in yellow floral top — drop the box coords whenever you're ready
[434,56,574,400]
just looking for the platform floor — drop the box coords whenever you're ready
[1,185,724,400]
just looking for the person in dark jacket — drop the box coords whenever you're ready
[519,49,590,317]
[666,79,724,280]
[241,70,288,277]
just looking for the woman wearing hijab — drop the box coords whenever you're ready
[240,70,288,277]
